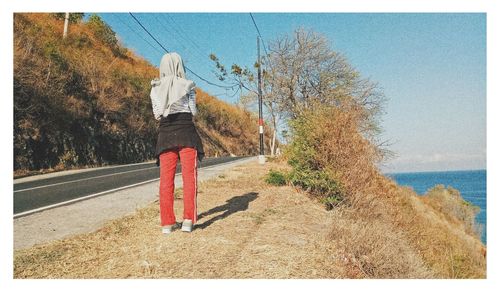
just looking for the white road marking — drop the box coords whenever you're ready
[13,177,161,218]
[13,160,155,184]
[14,157,255,219]
[14,166,158,193]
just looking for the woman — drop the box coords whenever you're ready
[150,52,204,234]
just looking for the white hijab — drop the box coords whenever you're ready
[150,53,195,119]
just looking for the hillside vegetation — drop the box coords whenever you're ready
[14,13,265,177]
[248,27,485,278]
[274,104,486,278]
[13,14,485,279]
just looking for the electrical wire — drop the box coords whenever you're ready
[112,13,163,55]
[153,13,214,74]
[163,14,208,61]
[129,12,234,90]
[249,13,273,69]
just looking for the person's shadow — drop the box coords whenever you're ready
[195,192,259,230]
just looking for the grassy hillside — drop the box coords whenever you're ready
[276,105,486,278]
[14,13,266,177]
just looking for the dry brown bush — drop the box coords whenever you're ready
[422,185,482,238]
[285,103,486,278]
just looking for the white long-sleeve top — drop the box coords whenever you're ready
[151,88,197,120]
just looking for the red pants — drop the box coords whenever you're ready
[159,147,198,226]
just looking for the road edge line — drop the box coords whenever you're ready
[13,156,257,219]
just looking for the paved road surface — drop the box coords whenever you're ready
[14,156,247,215]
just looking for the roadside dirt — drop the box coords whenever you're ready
[14,160,341,278]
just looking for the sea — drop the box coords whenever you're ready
[387,170,487,244]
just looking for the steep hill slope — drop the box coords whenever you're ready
[14,13,265,176]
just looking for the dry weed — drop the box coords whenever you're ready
[14,161,338,278]
[328,208,433,278]
[286,105,486,278]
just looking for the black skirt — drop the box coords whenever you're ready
[155,112,205,166]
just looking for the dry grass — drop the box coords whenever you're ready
[327,208,432,278]
[389,186,486,278]
[14,161,341,278]
[285,105,486,278]
[13,163,486,278]
[195,89,272,157]
[422,185,482,238]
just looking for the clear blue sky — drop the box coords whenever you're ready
[97,13,486,173]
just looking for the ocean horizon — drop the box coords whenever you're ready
[386,169,486,244]
[388,168,486,175]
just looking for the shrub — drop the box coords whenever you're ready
[284,103,380,208]
[424,185,482,238]
[265,169,288,186]
[72,33,92,48]
[287,167,343,209]
[284,102,486,277]
[57,150,79,168]
[87,14,116,47]
[43,42,68,70]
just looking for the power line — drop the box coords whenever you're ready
[152,14,190,52]
[128,13,170,52]
[163,14,208,60]
[249,12,279,99]
[249,13,271,63]
[129,12,234,90]
[112,14,163,55]
[153,14,213,73]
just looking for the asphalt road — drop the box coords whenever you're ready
[14,156,247,215]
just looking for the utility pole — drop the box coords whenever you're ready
[257,36,265,164]
[63,12,70,38]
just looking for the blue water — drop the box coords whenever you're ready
[387,170,486,244]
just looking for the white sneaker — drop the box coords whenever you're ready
[162,225,173,234]
[181,220,193,232]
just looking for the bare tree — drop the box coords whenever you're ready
[211,28,386,153]
[268,28,385,137]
